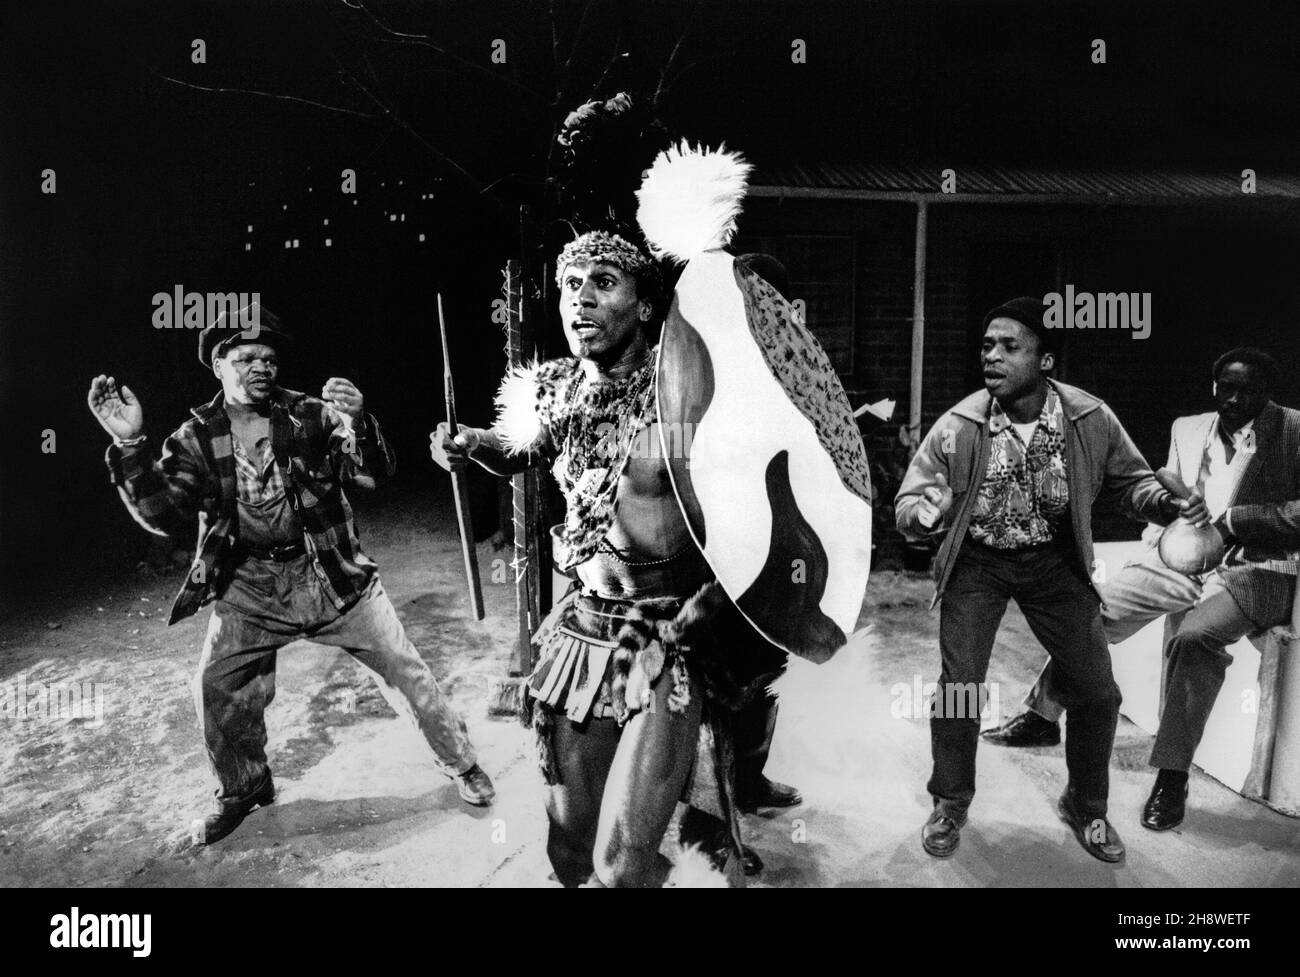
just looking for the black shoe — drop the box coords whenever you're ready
[737,776,803,812]
[1141,777,1188,831]
[194,775,276,846]
[981,711,1061,747]
[1057,792,1125,863]
[921,806,967,858]
[457,764,496,806]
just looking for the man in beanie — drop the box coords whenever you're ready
[895,296,1196,863]
[88,301,494,846]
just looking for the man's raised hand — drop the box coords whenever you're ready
[917,471,954,530]
[322,378,363,420]
[87,375,144,442]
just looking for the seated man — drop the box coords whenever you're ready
[984,347,1300,831]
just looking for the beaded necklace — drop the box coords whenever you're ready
[549,350,658,569]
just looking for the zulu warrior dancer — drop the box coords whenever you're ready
[433,139,873,886]
[89,304,494,846]
[433,230,758,886]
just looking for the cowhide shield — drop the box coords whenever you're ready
[657,250,872,663]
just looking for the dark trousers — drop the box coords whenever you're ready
[1150,588,1261,771]
[734,691,779,796]
[930,540,1121,819]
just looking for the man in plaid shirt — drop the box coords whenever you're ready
[88,303,494,846]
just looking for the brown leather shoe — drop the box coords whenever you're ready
[981,711,1061,747]
[1058,792,1125,863]
[921,806,967,858]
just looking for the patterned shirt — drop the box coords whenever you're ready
[106,387,395,624]
[232,434,284,504]
[231,434,303,548]
[969,386,1070,549]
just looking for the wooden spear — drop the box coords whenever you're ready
[438,293,485,620]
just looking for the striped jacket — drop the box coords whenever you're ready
[1211,402,1300,627]
[1131,404,1300,627]
[105,387,396,624]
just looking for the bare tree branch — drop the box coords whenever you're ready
[479,172,546,196]
[549,0,561,102]
[344,0,547,104]
[356,47,385,90]
[653,0,701,107]
[659,57,706,105]
[590,23,628,99]
[157,73,381,119]
[561,0,595,76]
[329,59,487,193]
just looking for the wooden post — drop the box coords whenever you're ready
[503,258,542,676]
[909,199,929,443]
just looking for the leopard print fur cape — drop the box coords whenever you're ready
[493,353,657,570]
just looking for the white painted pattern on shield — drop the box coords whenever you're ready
[666,250,871,640]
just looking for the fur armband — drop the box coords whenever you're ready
[492,362,546,455]
[492,358,579,456]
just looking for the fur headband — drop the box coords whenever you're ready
[554,230,656,290]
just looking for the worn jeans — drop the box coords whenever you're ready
[194,554,475,812]
[930,540,1121,819]
[1024,546,1270,771]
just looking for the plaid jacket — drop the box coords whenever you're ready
[106,387,397,624]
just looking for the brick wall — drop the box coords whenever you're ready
[738,196,1300,550]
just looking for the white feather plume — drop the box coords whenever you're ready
[492,361,546,455]
[635,140,752,263]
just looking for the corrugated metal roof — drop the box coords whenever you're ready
[749,162,1300,201]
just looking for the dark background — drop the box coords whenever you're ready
[2,0,1299,606]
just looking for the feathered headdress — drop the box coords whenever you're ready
[555,92,670,233]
